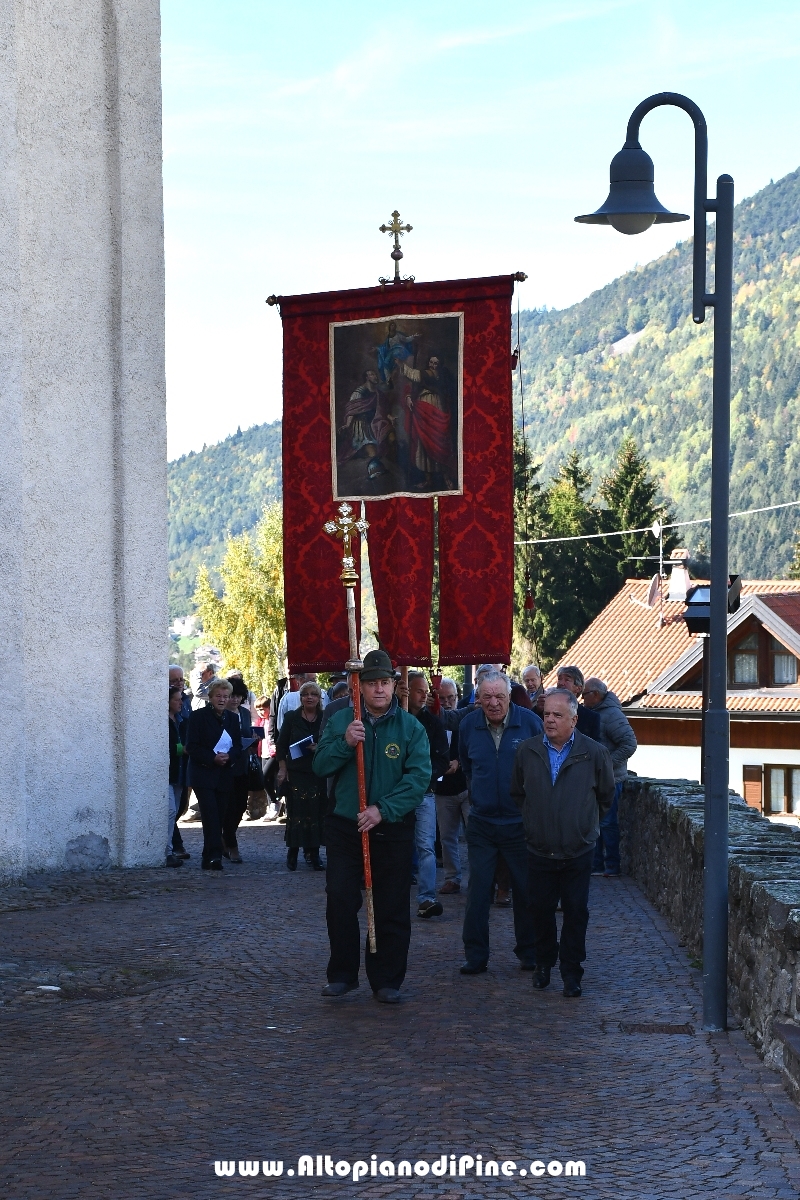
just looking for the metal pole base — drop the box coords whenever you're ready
[702,707,729,1031]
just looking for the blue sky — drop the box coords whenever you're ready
[162,0,800,458]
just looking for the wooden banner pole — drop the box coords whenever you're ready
[324,504,377,954]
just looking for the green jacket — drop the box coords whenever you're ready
[313,698,429,823]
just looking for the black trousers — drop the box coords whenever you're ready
[263,756,279,802]
[172,785,190,852]
[222,775,249,848]
[528,848,594,982]
[193,784,233,865]
[324,813,414,993]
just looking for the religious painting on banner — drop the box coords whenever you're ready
[330,314,463,501]
[276,275,517,671]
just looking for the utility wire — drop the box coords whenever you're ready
[514,496,800,547]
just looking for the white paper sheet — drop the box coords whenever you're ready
[213,730,233,754]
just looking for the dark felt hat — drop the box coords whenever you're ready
[359,649,395,681]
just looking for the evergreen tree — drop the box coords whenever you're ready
[512,439,678,670]
[788,532,800,580]
[511,431,546,673]
[528,451,617,669]
[598,437,678,578]
[193,503,286,693]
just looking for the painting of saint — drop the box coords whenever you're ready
[330,313,463,501]
[337,369,392,483]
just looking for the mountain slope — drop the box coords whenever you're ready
[168,421,282,615]
[517,168,800,575]
[168,168,800,614]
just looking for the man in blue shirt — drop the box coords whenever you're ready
[511,688,615,997]
[457,671,543,974]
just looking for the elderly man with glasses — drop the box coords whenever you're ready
[457,670,543,975]
[522,664,542,702]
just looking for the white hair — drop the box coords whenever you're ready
[583,677,608,699]
[476,663,501,680]
[522,664,541,679]
[440,676,458,692]
[544,686,578,715]
[476,670,511,696]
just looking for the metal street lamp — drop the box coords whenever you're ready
[576,92,734,1033]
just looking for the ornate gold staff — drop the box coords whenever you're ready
[323,502,377,954]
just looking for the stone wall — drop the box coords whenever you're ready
[0,0,166,880]
[620,780,800,1102]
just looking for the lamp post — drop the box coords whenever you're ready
[575,93,733,1032]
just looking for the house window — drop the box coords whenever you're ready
[764,764,800,816]
[770,636,798,686]
[729,632,758,687]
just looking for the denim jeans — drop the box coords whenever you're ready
[528,847,594,982]
[462,814,536,968]
[593,781,622,873]
[414,793,438,904]
[435,790,470,883]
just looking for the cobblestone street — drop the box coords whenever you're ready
[2,822,800,1199]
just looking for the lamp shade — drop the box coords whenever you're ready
[575,144,689,235]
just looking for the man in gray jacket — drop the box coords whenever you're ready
[511,688,615,997]
[583,677,638,878]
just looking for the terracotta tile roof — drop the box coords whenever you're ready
[761,593,800,634]
[635,691,800,712]
[544,579,800,712]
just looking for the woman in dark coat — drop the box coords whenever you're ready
[275,680,326,871]
[221,677,263,862]
[186,678,243,870]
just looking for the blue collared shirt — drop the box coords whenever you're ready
[542,732,575,784]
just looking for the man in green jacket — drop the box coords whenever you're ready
[313,649,430,1004]
[510,688,615,998]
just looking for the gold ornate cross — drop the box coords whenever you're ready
[379,210,413,284]
[323,502,369,587]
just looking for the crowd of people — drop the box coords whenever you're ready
[167,653,637,1002]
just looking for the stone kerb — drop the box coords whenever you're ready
[619,778,800,1104]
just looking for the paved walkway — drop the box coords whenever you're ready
[1,822,800,1199]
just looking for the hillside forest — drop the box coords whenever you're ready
[168,166,800,665]
[516,167,800,580]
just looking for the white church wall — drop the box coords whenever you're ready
[0,0,166,880]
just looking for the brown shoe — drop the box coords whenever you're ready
[228,846,242,864]
[438,880,460,895]
[495,889,512,907]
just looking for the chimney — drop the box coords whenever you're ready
[667,550,691,602]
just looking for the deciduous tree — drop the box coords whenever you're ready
[194,503,285,693]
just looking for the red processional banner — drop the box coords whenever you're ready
[278,276,515,671]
